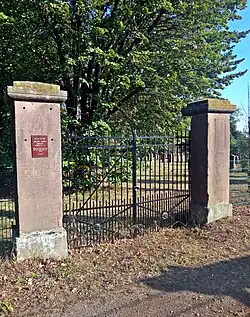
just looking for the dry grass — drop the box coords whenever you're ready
[1,205,250,317]
[230,169,249,205]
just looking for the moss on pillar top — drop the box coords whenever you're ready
[182,98,237,116]
[7,81,67,103]
[13,81,60,96]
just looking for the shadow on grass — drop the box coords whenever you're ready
[141,255,250,308]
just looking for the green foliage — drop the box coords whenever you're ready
[61,107,133,192]
[0,0,248,133]
[0,93,13,169]
[241,159,249,172]
[230,110,249,159]
[0,0,248,170]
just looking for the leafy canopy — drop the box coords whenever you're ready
[0,0,249,133]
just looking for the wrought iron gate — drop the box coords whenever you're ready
[62,131,190,247]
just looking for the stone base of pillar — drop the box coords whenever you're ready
[15,228,68,261]
[190,203,233,225]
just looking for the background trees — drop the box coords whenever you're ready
[0,0,248,137]
[230,109,249,160]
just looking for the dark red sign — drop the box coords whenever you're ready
[31,135,48,158]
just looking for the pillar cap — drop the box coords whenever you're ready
[7,81,67,103]
[182,99,237,116]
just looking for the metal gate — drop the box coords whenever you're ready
[62,131,190,248]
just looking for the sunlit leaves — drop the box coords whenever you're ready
[0,0,248,135]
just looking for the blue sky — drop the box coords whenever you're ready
[221,1,250,131]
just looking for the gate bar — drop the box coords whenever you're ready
[132,130,137,224]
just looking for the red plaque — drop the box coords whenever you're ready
[31,135,48,158]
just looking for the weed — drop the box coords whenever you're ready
[0,299,13,315]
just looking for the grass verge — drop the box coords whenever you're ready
[0,205,250,316]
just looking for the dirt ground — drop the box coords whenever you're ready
[1,205,250,317]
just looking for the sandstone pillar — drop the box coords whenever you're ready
[7,81,68,260]
[182,99,236,224]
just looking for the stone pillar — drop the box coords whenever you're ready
[7,81,68,261]
[182,99,236,224]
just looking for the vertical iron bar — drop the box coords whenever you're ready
[132,130,137,225]
[108,136,111,216]
[105,200,108,243]
[101,134,105,205]
[68,140,72,221]
[95,139,98,214]
[158,138,161,217]
[163,137,166,217]
[176,132,179,221]
[114,136,117,239]
[120,136,123,202]
[90,200,93,246]
[188,129,192,219]
[186,130,189,222]
[78,201,82,247]
[85,135,89,244]
[111,199,114,240]
[126,135,129,206]
[98,200,101,244]
[144,139,147,225]
[180,130,183,220]
[154,136,157,201]
[114,136,117,204]
[75,139,79,212]
[167,139,170,221]
[149,140,152,222]
[171,136,174,221]
[139,136,142,224]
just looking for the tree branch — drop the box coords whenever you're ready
[105,87,143,118]
[125,9,166,54]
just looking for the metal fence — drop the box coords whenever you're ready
[62,131,191,248]
[230,159,250,206]
[0,168,16,259]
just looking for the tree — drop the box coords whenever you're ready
[230,110,249,159]
[0,0,249,134]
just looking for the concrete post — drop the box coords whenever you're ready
[7,81,68,261]
[182,99,236,224]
